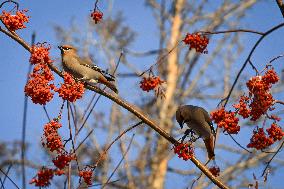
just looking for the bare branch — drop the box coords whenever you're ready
[276,0,284,18]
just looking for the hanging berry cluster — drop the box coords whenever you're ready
[79,167,94,186]
[183,33,209,54]
[30,167,54,187]
[0,9,30,31]
[247,123,283,150]
[173,143,194,161]
[31,111,78,187]
[209,165,221,177]
[90,1,103,24]
[54,73,85,102]
[91,9,103,24]
[243,68,279,121]
[24,43,55,105]
[42,119,63,152]
[211,66,283,150]
[140,73,165,98]
[211,108,240,134]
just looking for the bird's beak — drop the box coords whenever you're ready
[58,46,63,50]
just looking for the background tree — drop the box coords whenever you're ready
[0,0,284,189]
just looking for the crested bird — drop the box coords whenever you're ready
[58,45,118,93]
[176,105,216,160]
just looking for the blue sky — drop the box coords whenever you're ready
[0,1,284,188]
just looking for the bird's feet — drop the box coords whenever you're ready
[181,129,200,143]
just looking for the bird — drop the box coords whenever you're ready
[58,45,118,93]
[176,105,216,160]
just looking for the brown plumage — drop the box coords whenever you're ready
[176,105,216,160]
[58,45,118,93]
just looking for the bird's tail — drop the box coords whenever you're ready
[104,74,115,82]
[98,77,118,94]
[203,134,215,160]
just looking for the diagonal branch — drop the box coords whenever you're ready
[276,0,284,18]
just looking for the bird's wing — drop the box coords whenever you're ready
[80,57,93,65]
[201,108,216,135]
[80,63,116,81]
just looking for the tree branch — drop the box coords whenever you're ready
[222,22,284,107]
[276,0,284,18]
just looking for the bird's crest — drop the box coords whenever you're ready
[58,45,77,53]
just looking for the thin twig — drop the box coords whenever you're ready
[77,93,101,135]
[79,178,121,188]
[75,129,93,151]
[76,51,123,135]
[274,100,284,105]
[276,0,284,18]
[0,177,3,189]
[200,29,264,35]
[92,121,142,169]
[94,0,99,10]
[66,102,77,189]
[80,93,98,122]
[228,133,251,153]
[21,32,35,189]
[248,59,259,75]
[67,102,80,172]
[101,134,135,189]
[43,105,51,122]
[0,0,19,10]
[0,168,20,189]
[139,41,181,76]
[261,140,284,176]
[0,164,12,189]
[69,103,78,136]
[269,54,284,64]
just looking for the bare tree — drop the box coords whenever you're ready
[0,1,284,189]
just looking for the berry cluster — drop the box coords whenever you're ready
[0,10,30,31]
[140,76,165,92]
[24,63,55,105]
[247,127,274,150]
[140,76,165,98]
[25,43,55,105]
[91,10,103,24]
[173,143,194,161]
[210,108,240,134]
[31,117,78,186]
[183,33,209,53]
[79,167,94,186]
[244,68,279,121]
[30,167,66,187]
[29,43,53,65]
[52,152,75,170]
[266,123,284,142]
[30,168,54,187]
[42,120,63,152]
[55,72,85,102]
[233,95,250,119]
[209,165,220,177]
